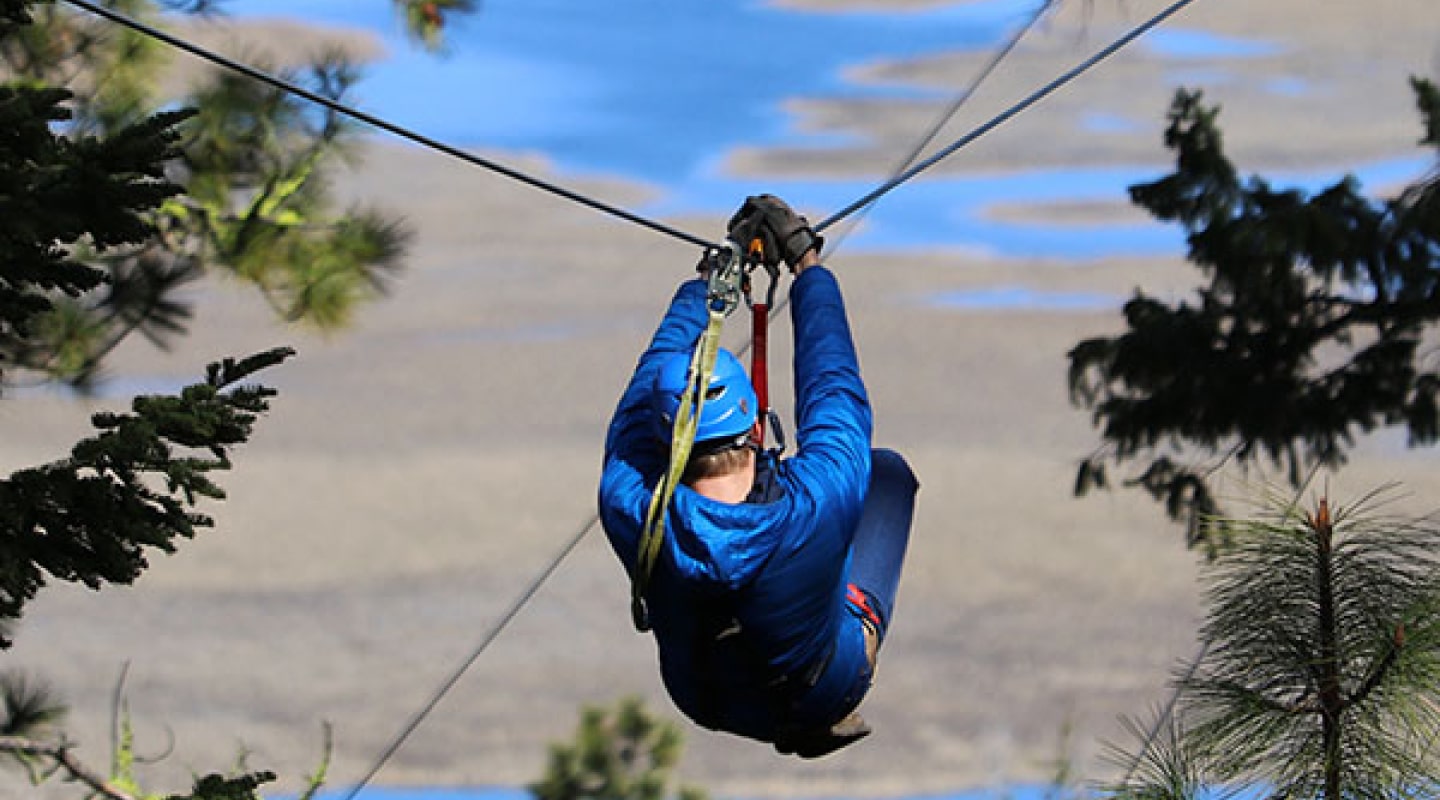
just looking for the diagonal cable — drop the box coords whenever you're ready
[821,0,1059,257]
[60,0,721,251]
[753,0,1058,339]
[53,3,645,797]
[814,0,1199,235]
[340,518,593,800]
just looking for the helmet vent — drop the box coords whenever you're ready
[650,348,757,446]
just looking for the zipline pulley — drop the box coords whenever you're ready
[703,240,746,317]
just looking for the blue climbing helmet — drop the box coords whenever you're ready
[650,347,758,449]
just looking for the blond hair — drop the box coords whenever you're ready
[682,445,753,485]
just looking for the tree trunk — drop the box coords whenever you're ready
[1313,501,1344,800]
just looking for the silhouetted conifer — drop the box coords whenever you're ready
[0,1,469,794]
[1070,80,1440,548]
[0,78,191,384]
[0,347,294,645]
[0,0,440,387]
[0,50,296,642]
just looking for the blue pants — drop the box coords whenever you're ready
[849,448,919,639]
[791,447,920,728]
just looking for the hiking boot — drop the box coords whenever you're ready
[773,712,872,759]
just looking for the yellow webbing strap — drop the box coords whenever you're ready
[630,306,726,632]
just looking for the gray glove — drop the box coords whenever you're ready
[726,194,823,271]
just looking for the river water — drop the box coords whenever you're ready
[219,0,1424,262]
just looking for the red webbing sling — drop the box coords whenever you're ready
[746,240,777,447]
[751,297,770,446]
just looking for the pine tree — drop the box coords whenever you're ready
[1,0,474,794]
[1,2,296,792]
[0,0,476,388]
[0,81,194,380]
[0,5,296,638]
[1069,80,1440,548]
[1104,491,1440,799]
[0,347,294,643]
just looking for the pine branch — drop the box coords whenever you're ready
[1348,625,1405,709]
[0,347,295,645]
[1069,82,1440,545]
[0,1,29,33]
[0,736,140,800]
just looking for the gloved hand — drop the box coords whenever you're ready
[727,194,824,272]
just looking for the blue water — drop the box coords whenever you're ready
[214,1,1429,261]
[293,786,1071,800]
[1141,28,1280,59]
[295,790,1071,800]
[291,783,1270,800]
[639,154,1427,257]
[295,788,1080,800]
[920,285,1116,311]
[227,0,1019,183]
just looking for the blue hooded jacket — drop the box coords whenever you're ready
[598,267,873,741]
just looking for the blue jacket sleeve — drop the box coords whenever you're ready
[787,266,872,517]
[599,279,709,570]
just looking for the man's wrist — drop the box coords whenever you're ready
[793,248,821,274]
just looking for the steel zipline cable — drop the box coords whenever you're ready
[63,0,1200,256]
[339,521,592,800]
[813,0,1199,235]
[60,0,723,252]
[820,0,1058,257]
[62,0,1197,253]
[56,1,1201,796]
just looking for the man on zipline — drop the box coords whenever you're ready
[598,195,919,758]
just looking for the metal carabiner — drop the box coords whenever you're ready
[704,239,745,317]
